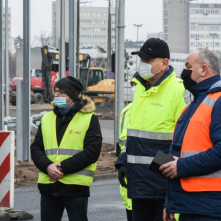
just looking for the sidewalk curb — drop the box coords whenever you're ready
[94,172,117,181]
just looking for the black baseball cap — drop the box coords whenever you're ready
[131,38,170,60]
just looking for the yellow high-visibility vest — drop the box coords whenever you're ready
[38,111,97,186]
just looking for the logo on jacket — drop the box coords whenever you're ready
[69,130,82,134]
[151,103,163,107]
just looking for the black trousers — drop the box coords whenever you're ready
[132,199,164,221]
[126,209,132,221]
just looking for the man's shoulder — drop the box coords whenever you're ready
[164,72,185,91]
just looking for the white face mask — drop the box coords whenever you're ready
[138,60,163,80]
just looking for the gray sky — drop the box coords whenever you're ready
[8,0,221,42]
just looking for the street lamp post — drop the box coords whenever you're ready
[209,33,218,53]
[133,24,143,71]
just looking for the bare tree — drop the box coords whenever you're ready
[32,31,54,47]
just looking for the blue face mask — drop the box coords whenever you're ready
[54,97,70,109]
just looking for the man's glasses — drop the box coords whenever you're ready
[54,90,66,95]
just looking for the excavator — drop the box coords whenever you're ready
[38,45,115,104]
[10,45,115,105]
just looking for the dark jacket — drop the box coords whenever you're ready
[31,95,102,197]
[165,75,221,218]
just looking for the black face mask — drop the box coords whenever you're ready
[180,69,197,90]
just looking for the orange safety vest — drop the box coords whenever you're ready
[180,92,221,192]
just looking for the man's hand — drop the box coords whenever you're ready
[159,156,179,179]
[47,163,64,181]
[118,165,127,188]
[163,208,176,221]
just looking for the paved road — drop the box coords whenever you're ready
[99,119,114,144]
[9,107,114,145]
[14,178,126,221]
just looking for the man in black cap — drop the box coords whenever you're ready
[31,76,102,221]
[115,38,186,221]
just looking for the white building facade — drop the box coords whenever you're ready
[52,1,116,50]
[189,3,221,53]
[163,0,221,54]
[2,7,12,53]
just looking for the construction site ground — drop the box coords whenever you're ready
[15,142,117,189]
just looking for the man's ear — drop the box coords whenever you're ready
[201,64,209,77]
[162,59,169,71]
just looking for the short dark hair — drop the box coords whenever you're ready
[196,48,220,75]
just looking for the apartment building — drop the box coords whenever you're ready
[52,0,116,50]
[163,0,221,53]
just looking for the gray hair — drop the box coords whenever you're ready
[196,48,220,75]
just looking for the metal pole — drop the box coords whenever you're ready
[118,0,125,111]
[0,0,3,130]
[114,0,118,154]
[16,81,23,161]
[134,24,142,71]
[23,0,31,161]
[5,0,9,117]
[116,0,125,155]
[69,0,76,77]
[107,0,112,75]
[76,0,80,78]
[59,0,66,78]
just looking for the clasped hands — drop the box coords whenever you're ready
[47,163,64,182]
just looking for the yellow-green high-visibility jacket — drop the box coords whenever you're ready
[119,102,133,149]
[38,111,97,186]
[126,68,186,199]
[131,77,146,108]
[129,77,146,124]
[119,103,133,210]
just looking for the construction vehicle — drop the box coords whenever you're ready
[10,46,60,105]
[10,69,59,105]
[10,45,113,105]
[80,67,115,103]
[11,42,134,107]
[40,46,115,104]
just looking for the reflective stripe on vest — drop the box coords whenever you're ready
[119,139,127,146]
[45,148,82,156]
[128,129,173,140]
[182,151,221,178]
[74,169,95,177]
[39,111,97,186]
[180,91,221,192]
[202,96,216,107]
[121,147,126,153]
[127,155,154,164]
[121,111,127,133]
